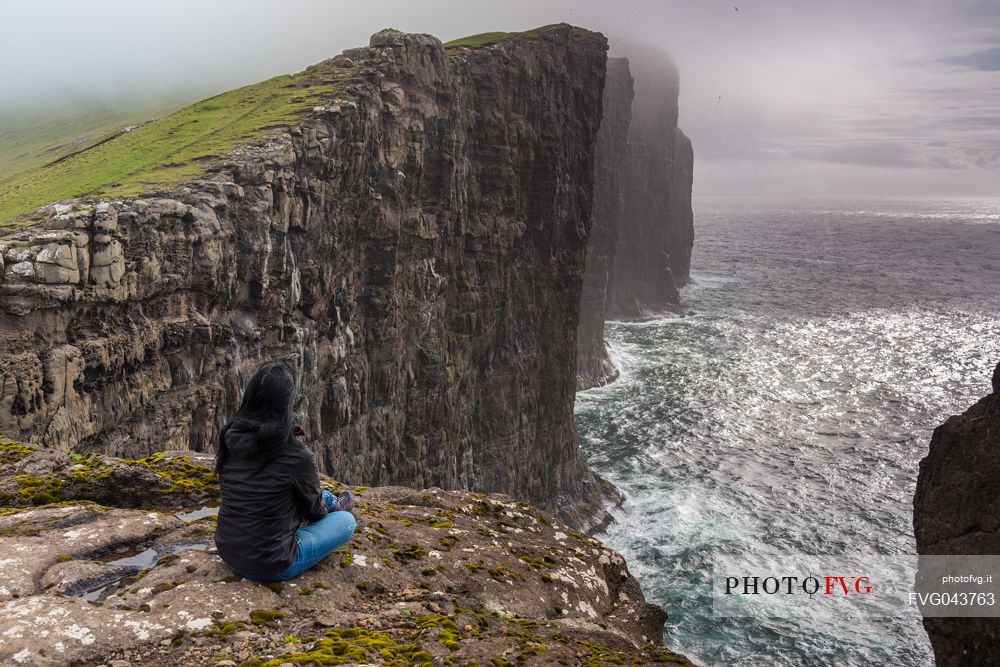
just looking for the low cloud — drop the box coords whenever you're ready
[791,143,922,169]
[791,142,1000,171]
[2,0,999,196]
[944,46,1000,71]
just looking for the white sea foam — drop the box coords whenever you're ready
[578,197,1000,667]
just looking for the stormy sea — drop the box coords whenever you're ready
[577,197,1000,667]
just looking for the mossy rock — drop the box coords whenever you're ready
[256,627,433,666]
[0,437,36,466]
[0,440,219,510]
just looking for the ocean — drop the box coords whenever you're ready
[576,198,1000,666]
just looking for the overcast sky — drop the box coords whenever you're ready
[3,0,999,197]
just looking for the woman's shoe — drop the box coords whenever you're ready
[332,491,354,513]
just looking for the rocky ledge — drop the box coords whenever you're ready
[0,436,689,666]
[914,362,1000,665]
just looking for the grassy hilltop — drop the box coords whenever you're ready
[0,24,594,227]
[442,24,594,50]
[0,68,344,226]
[0,103,178,183]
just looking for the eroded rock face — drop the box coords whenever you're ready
[605,43,693,320]
[0,442,690,666]
[913,362,1000,665]
[0,26,616,527]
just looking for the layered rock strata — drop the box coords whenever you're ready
[913,362,1000,665]
[0,438,691,666]
[0,27,619,528]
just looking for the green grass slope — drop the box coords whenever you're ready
[442,24,594,50]
[0,66,345,226]
[0,25,592,227]
[0,103,181,184]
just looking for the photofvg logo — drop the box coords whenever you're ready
[724,572,872,596]
[711,554,1000,619]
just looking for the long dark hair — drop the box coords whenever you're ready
[216,361,296,473]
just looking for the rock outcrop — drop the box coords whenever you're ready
[575,44,695,388]
[0,26,618,528]
[605,43,693,320]
[913,362,1000,665]
[0,437,690,666]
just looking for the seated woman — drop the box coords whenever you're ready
[214,361,355,581]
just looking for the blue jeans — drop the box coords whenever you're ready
[236,491,356,581]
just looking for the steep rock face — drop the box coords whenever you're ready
[605,43,693,319]
[668,128,695,282]
[0,439,692,666]
[575,58,633,390]
[0,27,616,528]
[576,45,695,388]
[913,362,1000,665]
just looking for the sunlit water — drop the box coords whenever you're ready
[576,198,1000,667]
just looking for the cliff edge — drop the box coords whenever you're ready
[0,437,690,666]
[0,26,618,529]
[913,362,1000,665]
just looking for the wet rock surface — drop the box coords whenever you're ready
[0,440,690,666]
[914,362,1000,665]
[0,26,616,528]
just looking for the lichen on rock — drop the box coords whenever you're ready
[0,437,690,665]
[0,441,218,509]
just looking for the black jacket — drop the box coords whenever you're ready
[214,419,327,577]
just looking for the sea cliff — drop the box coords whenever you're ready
[575,43,695,389]
[0,26,617,529]
[0,23,702,666]
[606,42,693,320]
[574,57,634,391]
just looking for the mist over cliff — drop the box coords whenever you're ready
[576,42,695,390]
